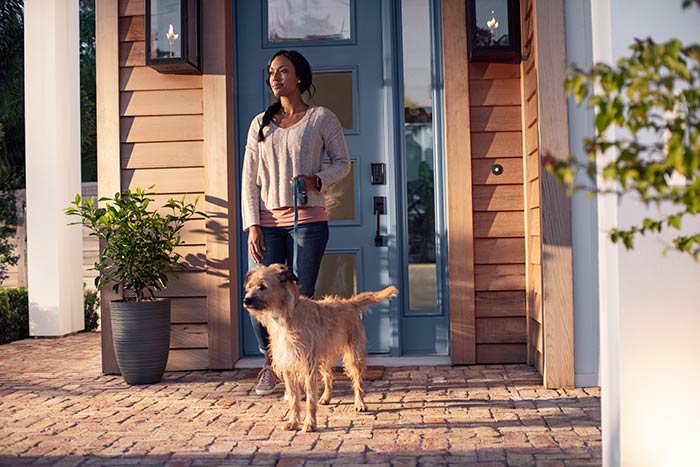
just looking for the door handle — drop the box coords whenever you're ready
[373,196,386,247]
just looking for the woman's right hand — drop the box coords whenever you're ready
[248,225,265,263]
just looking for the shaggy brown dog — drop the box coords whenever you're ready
[243,263,398,432]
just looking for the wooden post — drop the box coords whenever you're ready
[441,0,477,364]
[534,0,575,388]
[203,0,239,368]
[96,0,122,374]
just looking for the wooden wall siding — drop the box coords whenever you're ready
[520,0,544,375]
[469,61,527,365]
[115,0,209,372]
[119,0,143,16]
[473,185,524,211]
[120,90,203,116]
[121,141,204,169]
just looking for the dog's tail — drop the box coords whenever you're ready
[349,286,398,310]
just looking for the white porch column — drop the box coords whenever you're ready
[24,0,84,336]
[572,1,700,465]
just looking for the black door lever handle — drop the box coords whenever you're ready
[373,196,386,247]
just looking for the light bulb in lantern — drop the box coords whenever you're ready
[166,23,179,57]
[486,10,499,46]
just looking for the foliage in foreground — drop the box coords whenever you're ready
[546,35,700,258]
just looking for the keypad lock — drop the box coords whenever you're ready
[371,163,386,185]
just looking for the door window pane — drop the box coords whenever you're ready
[270,71,354,129]
[308,72,354,129]
[267,0,351,43]
[323,161,355,221]
[315,253,357,298]
[403,0,439,314]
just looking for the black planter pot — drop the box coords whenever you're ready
[110,298,171,385]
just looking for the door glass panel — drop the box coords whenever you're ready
[308,72,354,129]
[267,0,352,43]
[474,0,510,48]
[402,0,438,314]
[270,71,354,129]
[323,161,355,221]
[315,253,357,299]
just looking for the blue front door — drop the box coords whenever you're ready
[235,0,400,356]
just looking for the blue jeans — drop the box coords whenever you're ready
[248,221,329,354]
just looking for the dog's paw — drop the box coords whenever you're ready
[354,401,368,412]
[319,394,331,405]
[284,420,299,431]
[301,422,316,432]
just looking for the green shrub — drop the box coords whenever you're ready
[0,287,28,345]
[65,187,204,301]
[0,287,101,344]
[83,286,100,332]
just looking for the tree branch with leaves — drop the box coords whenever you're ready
[546,25,700,258]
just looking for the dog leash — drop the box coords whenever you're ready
[291,177,308,278]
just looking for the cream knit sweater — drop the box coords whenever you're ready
[241,105,351,231]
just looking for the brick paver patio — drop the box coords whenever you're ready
[0,333,601,466]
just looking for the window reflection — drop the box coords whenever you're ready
[309,72,354,129]
[474,0,510,48]
[322,161,355,221]
[150,0,182,59]
[315,253,357,299]
[267,0,351,42]
[271,71,354,129]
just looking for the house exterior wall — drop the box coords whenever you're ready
[568,0,700,463]
[94,0,573,379]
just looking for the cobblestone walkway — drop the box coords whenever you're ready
[0,333,601,466]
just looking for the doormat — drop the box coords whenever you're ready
[236,366,385,382]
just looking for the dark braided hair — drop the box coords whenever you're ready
[258,50,315,142]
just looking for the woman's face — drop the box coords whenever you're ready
[268,55,300,98]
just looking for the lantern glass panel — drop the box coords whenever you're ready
[473,0,510,49]
[150,0,183,60]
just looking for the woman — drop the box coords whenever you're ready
[241,50,351,396]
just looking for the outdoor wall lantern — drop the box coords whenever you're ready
[466,0,520,61]
[145,0,201,73]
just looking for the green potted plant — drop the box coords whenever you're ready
[66,186,205,385]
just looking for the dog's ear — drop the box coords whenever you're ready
[277,267,298,283]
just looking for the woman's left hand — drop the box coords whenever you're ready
[291,174,317,192]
